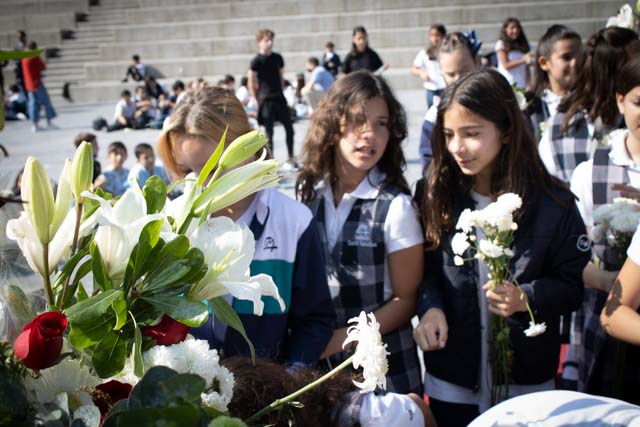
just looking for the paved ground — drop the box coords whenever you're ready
[0,89,426,197]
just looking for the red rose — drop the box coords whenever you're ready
[13,311,68,370]
[93,380,132,417]
[141,315,189,346]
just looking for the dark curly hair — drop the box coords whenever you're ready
[296,70,408,205]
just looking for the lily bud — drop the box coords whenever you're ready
[71,141,94,203]
[193,159,280,217]
[52,159,73,236]
[218,130,268,171]
[22,157,55,245]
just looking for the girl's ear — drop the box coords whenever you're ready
[616,93,625,115]
[538,55,550,72]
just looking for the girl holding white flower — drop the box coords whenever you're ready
[414,69,589,426]
[570,58,640,404]
[296,71,424,395]
[157,86,336,369]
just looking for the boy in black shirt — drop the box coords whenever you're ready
[248,29,296,170]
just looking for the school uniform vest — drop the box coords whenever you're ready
[311,185,422,395]
[549,111,592,183]
[579,146,640,402]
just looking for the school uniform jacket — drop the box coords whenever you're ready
[417,187,590,390]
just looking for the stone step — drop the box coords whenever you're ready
[97,17,604,62]
[0,13,77,34]
[0,0,88,15]
[110,0,619,42]
[54,68,417,103]
[0,30,61,49]
[83,47,419,81]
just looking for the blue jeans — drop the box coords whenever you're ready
[27,82,57,124]
[426,88,443,109]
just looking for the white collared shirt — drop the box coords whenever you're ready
[319,168,423,300]
[542,89,561,118]
[571,129,640,227]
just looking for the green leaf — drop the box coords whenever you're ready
[68,313,115,349]
[90,241,112,292]
[141,260,193,294]
[58,259,92,308]
[112,297,128,330]
[77,282,89,302]
[208,416,248,427]
[0,49,44,61]
[142,176,168,214]
[64,289,123,323]
[51,246,90,295]
[198,126,227,188]
[124,228,165,290]
[141,296,208,327]
[128,366,206,409]
[103,405,205,427]
[209,297,255,363]
[130,313,145,378]
[82,189,111,221]
[92,330,127,378]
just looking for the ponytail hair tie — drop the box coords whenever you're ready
[462,30,483,55]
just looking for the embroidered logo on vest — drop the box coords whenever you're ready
[348,223,377,247]
[577,234,591,252]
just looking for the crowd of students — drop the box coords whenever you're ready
[5,17,640,427]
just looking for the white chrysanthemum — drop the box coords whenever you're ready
[610,213,640,234]
[480,202,517,232]
[456,209,476,233]
[479,239,505,258]
[451,232,470,256]
[612,197,640,208]
[201,365,235,413]
[343,311,389,392]
[593,204,615,224]
[524,321,547,337]
[26,359,100,410]
[496,193,522,213]
[142,338,233,412]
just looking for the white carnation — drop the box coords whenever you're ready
[479,239,505,258]
[26,359,100,409]
[451,232,470,256]
[524,321,547,337]
[496,193,522,213]
[456,209,476,233]
[454,255,464,266]
[201,365,235,413]
[610,213,640,234]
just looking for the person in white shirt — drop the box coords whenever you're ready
[495,17,532,90]
[411,24,447,109]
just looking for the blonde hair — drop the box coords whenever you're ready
[157,86,253,178]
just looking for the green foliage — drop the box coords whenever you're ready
[142,176,167,214]
[208,297,255,363]
[0,342,33,426]
[103,366,209,427]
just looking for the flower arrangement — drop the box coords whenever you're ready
[452,193,545,404]
[592,197,640,264]
[0,130,391,426]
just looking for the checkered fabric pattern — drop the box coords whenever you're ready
[579,146,632,392]
[312,185,423,394]
[549,111,593,183]
[333,392,364,427]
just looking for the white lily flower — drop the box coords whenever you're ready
[21,157,55,245]
[186,216,284,316]
[193,157,280,218]
[81,181,165,280]
[524,321,547,337]
[6,206,97,278]
[343,311,389,392]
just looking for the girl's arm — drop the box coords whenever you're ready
[410,64,430,81]
[321,244,423,359]
[601,254,640,345]
[496,49,530,70]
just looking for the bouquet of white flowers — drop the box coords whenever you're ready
[452,193,545,404]
[592,197,640,262]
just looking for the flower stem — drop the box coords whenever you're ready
[59,203,83,310]
[42,243,55,308]
[245,356,354,425]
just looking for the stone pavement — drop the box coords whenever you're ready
[0,89,426,198]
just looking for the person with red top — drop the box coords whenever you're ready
[22,41,57,132]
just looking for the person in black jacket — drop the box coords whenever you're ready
[342,26,389,75]
[413,69,590,427]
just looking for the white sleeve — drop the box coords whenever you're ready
[538,123,559,179]
[359,393,425,427]
[627,225,640,265]
[384,193,424,254]
[570,160,594,227]
[412,50,426,69]
[113,100,123,119]
[495,40,505,52]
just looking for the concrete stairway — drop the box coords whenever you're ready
[3,0,621,104]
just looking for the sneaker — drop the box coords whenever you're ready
[16,112,27,120]
[45,122,59,130]
[280,160,299,172]
[31,124,42,132]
